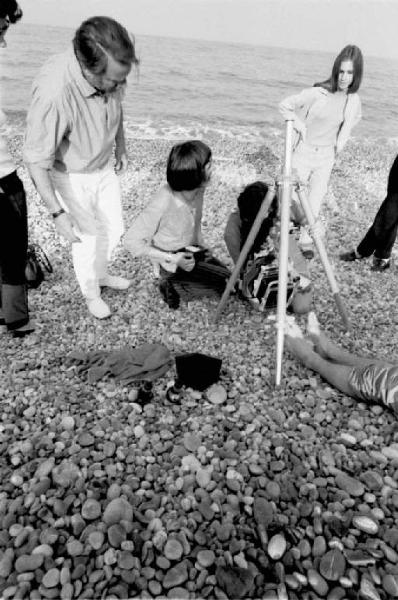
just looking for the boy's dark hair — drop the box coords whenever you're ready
[73,16,139,75]
[238,181,278,255]
[167,140,211,192]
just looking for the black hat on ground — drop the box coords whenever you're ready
[175,352,222,391]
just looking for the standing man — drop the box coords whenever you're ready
[24,16,139,318]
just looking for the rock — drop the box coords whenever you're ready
[360,576,382,600]
[103,497,133,525]
[360,471,384,491]
[268,534,287,560]
[0,549,14,577]
[197,550,215,568]
[382,574,398,597]
[307,569,329,596]
[352,515,379,535]
[183,433,201,452]
[196,468,212,488]
[319,549,346,581]
[215,565,254,598]
[382,445,398,461]
[78,432,94,446]
[108,523,127,547]
[60,416,75,430]
[42,568,60,588]
[52,461,81,487]
[34,458,55,480]
[15,553,44,573]
[206,384,227,405]
[335,472,364,497]
[164,539,184,561]
[162,562,189,589]
[88,531,105,550]
[81,498,102,520]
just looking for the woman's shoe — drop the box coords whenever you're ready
[371,257,390,272]
[339,249,364,262]
[12,321,35,338]
[300,244,314,260]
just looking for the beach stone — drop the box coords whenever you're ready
[319,549,346,581]
[382,574,398,597]
[0,549,14,577]
[162,561,189,589]
[268,533,287,560]
[183,433,201,452]
[78,432,94,446]
[206,384,227,405]
[81,498,102,520]
[360,471,384,491]
[60,416,75,430]
[307,568,329,596]
[352,515,379,535]
[108,523,127,547]
[197,550,215,568]
[15,553,44,573]
[34,458,55,480]
[215,565,254,598]
[382,445,398,461]
[66,539,83,556]
[88,530,105,550]
[32,544,53,557]
[335,472,364,497]
[196,468,212,488]
[42,568,60,588]
[103,497,133,525]
[360,576,382,600]
[164,539,184,561]
[118,551,136,570]
[52,462,81,487]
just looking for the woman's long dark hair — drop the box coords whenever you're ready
[314,45,363,94]
[238,181,278,256]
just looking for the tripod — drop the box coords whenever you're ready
[214,119,350,386]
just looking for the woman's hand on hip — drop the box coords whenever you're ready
[294,119,307,142]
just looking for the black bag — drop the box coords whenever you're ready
[25,244,53,289]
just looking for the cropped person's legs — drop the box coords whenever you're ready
[0,171,32,335]
[284,321,354,396]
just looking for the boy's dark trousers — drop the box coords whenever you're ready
[160,254,230,300]
[0,170,29,330]
[357,154,398,260]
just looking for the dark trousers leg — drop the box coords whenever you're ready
[0,171,29,330]
[160,255,230,300]
[357,192,398,259]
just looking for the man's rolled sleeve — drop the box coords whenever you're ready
[24,90,68,169]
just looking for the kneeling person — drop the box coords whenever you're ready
[125,140,230,309]
[224,181,312,314]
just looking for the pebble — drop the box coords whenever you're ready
[42,568,60,588]
[60,415,75,430]
[268,534,287,560]
[197,550,215,568]
[81,498,102,520]
[335,472,364,497]
[15,554,44,573]
[352,515,379,535]
[102,497,133,525]
[206,384,227,405]
[164,539,184,561]
[162,562,189,589]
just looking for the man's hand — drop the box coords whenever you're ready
[54,213,81,243]
[175,252,195,272]
[115,150,128,175]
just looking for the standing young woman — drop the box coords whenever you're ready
[279,45,363,257]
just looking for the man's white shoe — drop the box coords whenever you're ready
[87,298,111,319]
[99,275,131,291]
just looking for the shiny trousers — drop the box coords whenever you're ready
[51,167,124,300]
[0,170,29,330]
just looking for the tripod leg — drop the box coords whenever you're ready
[214,186,276,322]
[296,186,350,330]
[275,119,295,387]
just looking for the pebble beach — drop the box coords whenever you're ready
[2,127,398,600]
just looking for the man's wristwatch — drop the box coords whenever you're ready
[51,208,66,219]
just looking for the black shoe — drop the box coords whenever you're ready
[371,257,391,272]
[159,280,180,309]
[12,322,35,338]
[339,249,363,262]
